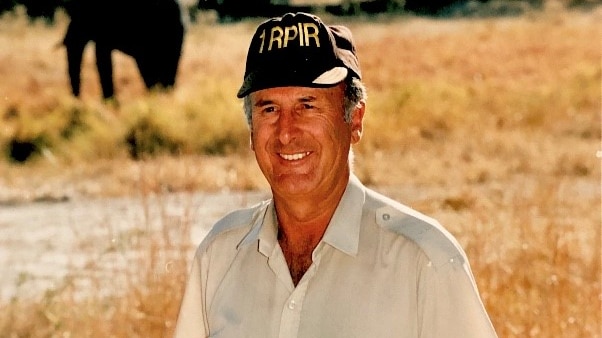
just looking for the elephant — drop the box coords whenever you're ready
[62,0,187,99]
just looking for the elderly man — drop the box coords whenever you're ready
[174,12,497,338]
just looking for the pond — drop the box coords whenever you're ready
[0,190,270,301]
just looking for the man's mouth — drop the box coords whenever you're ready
[279,152,310,161]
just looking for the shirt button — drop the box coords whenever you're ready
[288,300,296,310]
[382,213,391,221]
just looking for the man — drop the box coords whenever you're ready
[174,12,497,338]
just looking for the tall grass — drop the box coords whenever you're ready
[0,5,600,337]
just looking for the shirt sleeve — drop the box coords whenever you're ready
[418,255,498,338]
[173,248,210,338]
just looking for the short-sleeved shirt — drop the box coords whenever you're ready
[174,175,497,338]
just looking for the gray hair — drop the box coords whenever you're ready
[242,77,367,126]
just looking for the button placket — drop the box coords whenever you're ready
[279,278,310,337]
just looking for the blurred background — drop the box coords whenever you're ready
[0,0,600,336]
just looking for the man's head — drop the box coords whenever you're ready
[239,12,366,125]
[239,13,366,200]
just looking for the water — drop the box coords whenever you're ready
[0,190,270,301]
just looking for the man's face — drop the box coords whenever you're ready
[250,84,363,199]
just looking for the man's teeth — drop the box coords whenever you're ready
[280,152,310,161]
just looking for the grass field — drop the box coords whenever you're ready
[0,4,600,337]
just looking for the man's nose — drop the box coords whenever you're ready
[277,111,298,145]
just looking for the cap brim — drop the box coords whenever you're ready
[237,66,348,98]
[312,67,348,85]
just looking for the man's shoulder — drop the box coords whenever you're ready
[198,199,270,251]
[365,189,467,267]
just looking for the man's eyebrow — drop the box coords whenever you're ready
[299,95,317,103]
[253,99,274,108]
[253,95,317,107]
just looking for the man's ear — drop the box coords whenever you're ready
[249,131,254,151]
[350,101,365,144]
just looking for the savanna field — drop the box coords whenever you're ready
[0,3,600,337]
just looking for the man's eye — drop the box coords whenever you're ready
[262,106,277,113]
[301,103,315,110]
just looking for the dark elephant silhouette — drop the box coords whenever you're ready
[62,0,187,99]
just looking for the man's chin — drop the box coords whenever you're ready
[271,173,316,196]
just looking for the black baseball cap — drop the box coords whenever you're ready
[237,12,361,98]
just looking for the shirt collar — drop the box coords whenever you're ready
[320,174,365,256]
[237,174,366,257]
[257,201,278,256]
[236,199,273,252]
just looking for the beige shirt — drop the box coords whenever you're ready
[174,175,497,338]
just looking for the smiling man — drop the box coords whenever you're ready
[174,12,497,338]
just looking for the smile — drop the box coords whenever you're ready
[279,152,310,161]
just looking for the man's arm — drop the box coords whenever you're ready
[418,256,498,338]
[173,250,209,338]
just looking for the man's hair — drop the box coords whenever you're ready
[242,77,367,127]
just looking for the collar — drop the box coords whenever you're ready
[320,174,365,256]
[237,174,366,257]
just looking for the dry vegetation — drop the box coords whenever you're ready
[0,4,600,337]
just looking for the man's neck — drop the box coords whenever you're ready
[273,178,349,285]
[273,179,347,247]
[276,207,333,286]
[275,203,333,253]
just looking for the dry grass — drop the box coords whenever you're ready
[0,4,600,337]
